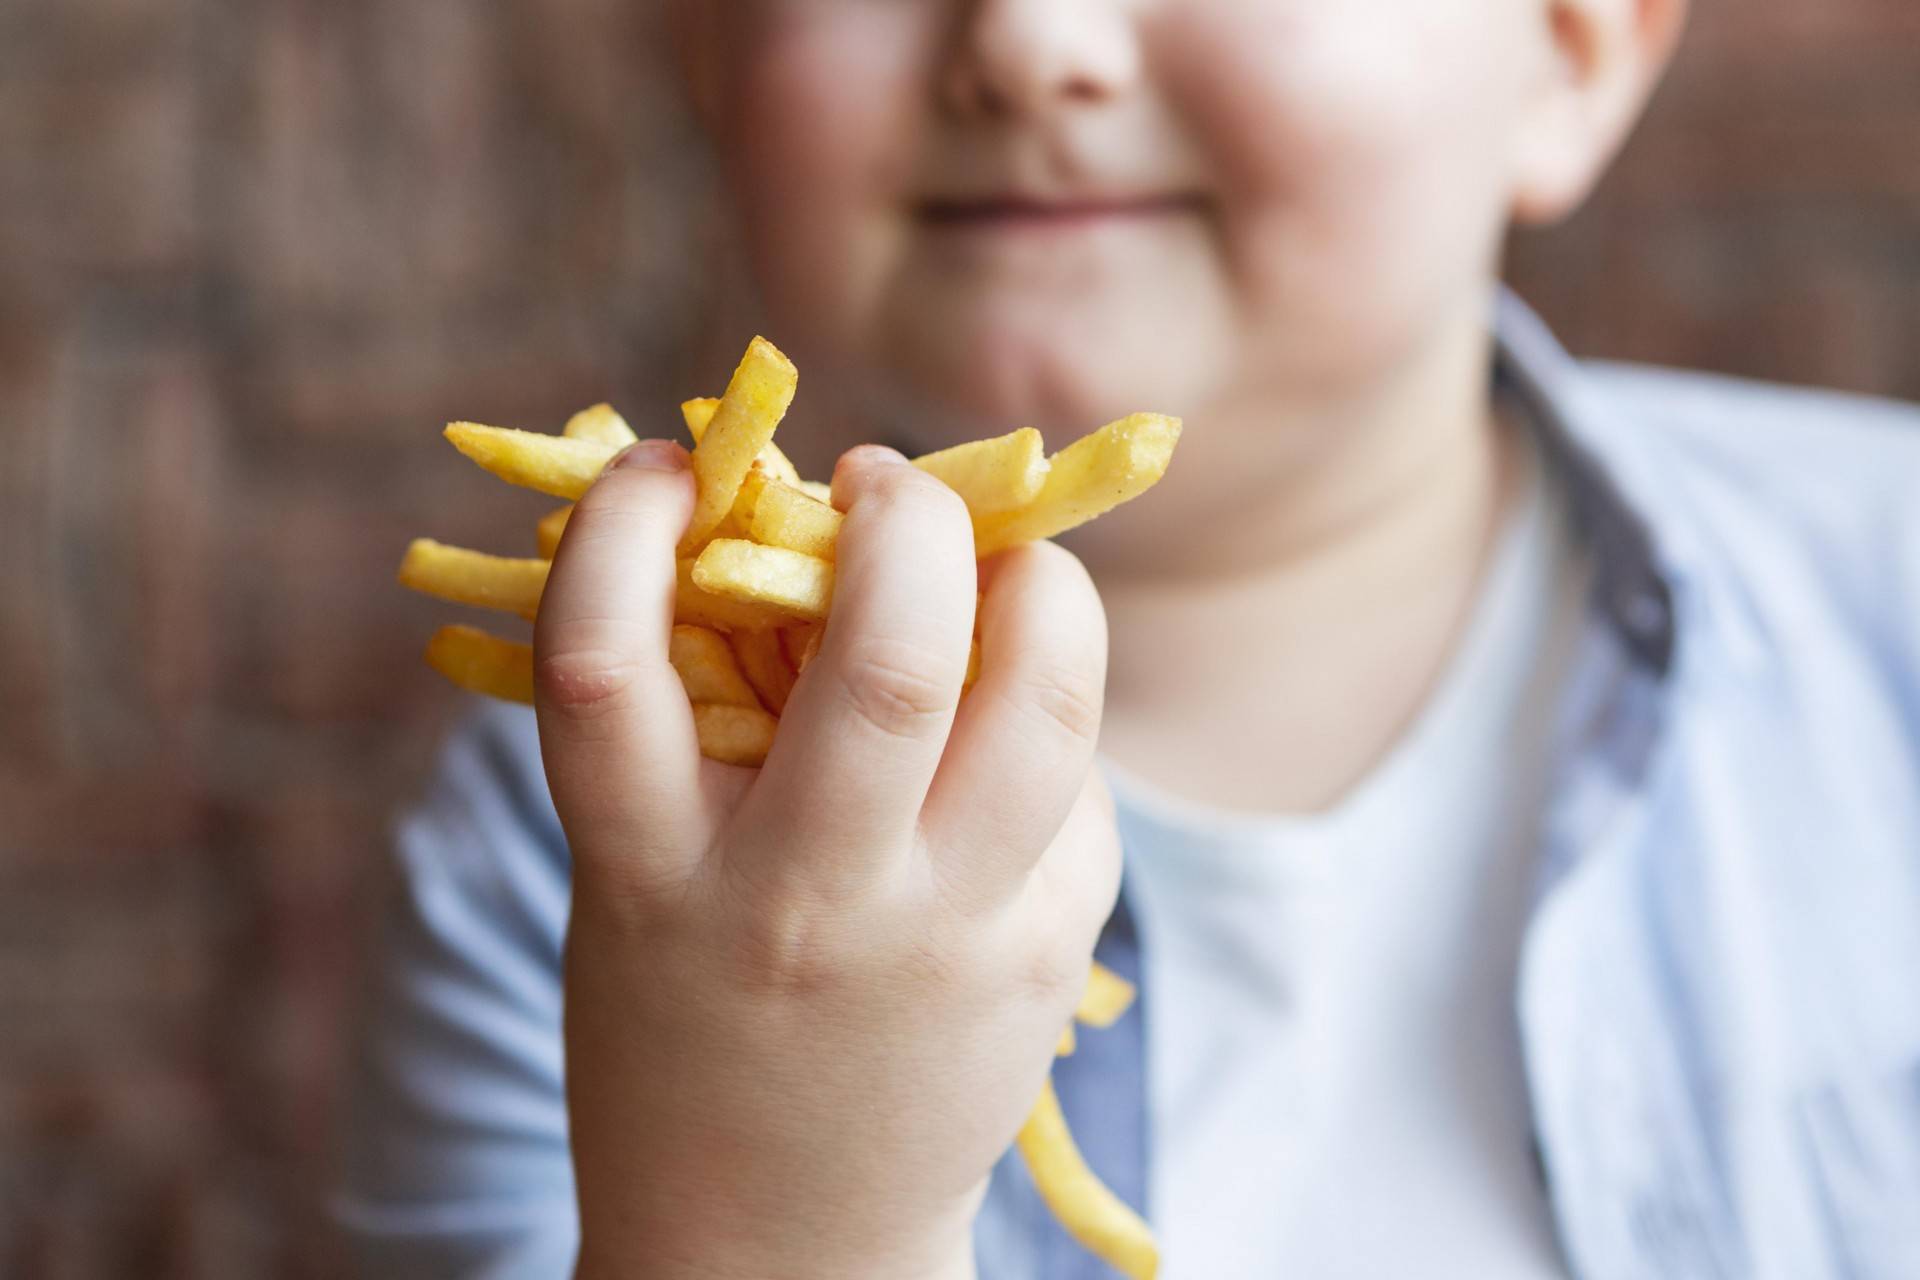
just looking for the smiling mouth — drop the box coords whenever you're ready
[916,193,1204,232]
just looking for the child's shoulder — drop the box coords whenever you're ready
[1572,361,1920,625]
[1580,359,1920,509]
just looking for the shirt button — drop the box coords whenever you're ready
[1625,591,1667,636]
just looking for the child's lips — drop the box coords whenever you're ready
[915,192,1204,234]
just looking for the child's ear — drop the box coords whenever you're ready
[1509,0,1689,226]
[667,0,724,129]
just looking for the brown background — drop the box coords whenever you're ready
[2,1,1916,1275]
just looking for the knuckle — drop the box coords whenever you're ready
[730,892,852,999]
[1021,936,1090,1009]
[533,645,644,718]
[1016,654,1105,745]
[837,635,957,739]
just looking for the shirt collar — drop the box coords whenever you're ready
[1493,289,1679,678]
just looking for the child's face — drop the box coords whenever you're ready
[691,2,1582,447]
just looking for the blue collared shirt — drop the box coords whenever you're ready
[337,296,1920,1278]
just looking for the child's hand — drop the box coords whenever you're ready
[536,439,1119,1280]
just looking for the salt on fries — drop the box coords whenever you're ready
[398,336,1175,1278]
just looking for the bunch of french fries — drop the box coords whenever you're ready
[397,335,1174,1278]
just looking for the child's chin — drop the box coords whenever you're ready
[887,311,1197,434]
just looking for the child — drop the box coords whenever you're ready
[337,2,1920,1276]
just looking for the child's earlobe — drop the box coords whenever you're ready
[1508,0,1690,227]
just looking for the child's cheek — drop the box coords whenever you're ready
[724,7,928,345]
[1151,4,1527,373]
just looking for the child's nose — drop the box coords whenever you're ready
[941,0,1141,119]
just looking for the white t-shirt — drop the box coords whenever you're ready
[1109,448,1588,1279]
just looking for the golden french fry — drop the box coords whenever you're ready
[1056,1024,1077,1057]
[749,477,843,561]
[796,479,834,505]
[563,403,637,449]
[680,396,718,438]
[692,540,834,622]
[964,638,982,690]
[397,543,777,630]
[914,427,1049,517]
[687,397,804,488]
[399,540,548,619]
[1075,962,1136,1029]
[403,542,800,635]
[1017,1079,1159,1280]
[692,703,778,767]
[681,341,800,554]
[673,560,787,633]
[424,625,535,704]
[781,623,824,674]
[669,625,762,708]
[973,414,1182,557]
[730,627,797,714]
[733,464,769,526]
[535,506,572,559]
[445,422,616,501]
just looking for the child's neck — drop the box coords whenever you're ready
[1090,306,1519,815]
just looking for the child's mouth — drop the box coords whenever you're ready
[915,192,1204,234]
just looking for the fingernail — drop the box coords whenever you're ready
[844,444,907,468]
[611,439,688,473]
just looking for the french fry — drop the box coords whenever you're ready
[1056,1024,1077,1057]
[914,427,1049,516]
[401,542,801,634]
[445,422,616,500]
[692,703,778,767]
[781,623,824,674]
[796,479,834,505]
[402,539,806,631]
[563,403,637,449]
[535,506,572,559]
[965,638,982,690]
[669,625,762,708]
[399,540,547,619]
[1017,1079,1159,1280]
[730,627,797,714]
[749,477,843,561]
[681,342,800,554]
[424,625,535,704]
[673,560,788,634]
[1075,962,1136,1029]
[692,540,834,622]
[680,396,718,437]
[686,397,804,488]
[973,414,1182,557]
[733,464,769,526]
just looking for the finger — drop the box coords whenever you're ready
[737,446,977,870]
[920,541,1108,903]
[1027,772,1125,955]
[534,439,705,865]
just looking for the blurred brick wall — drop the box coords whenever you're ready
[1509,0,1920,399]
[0,1,709,1274]
[0,0,1914,1276]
